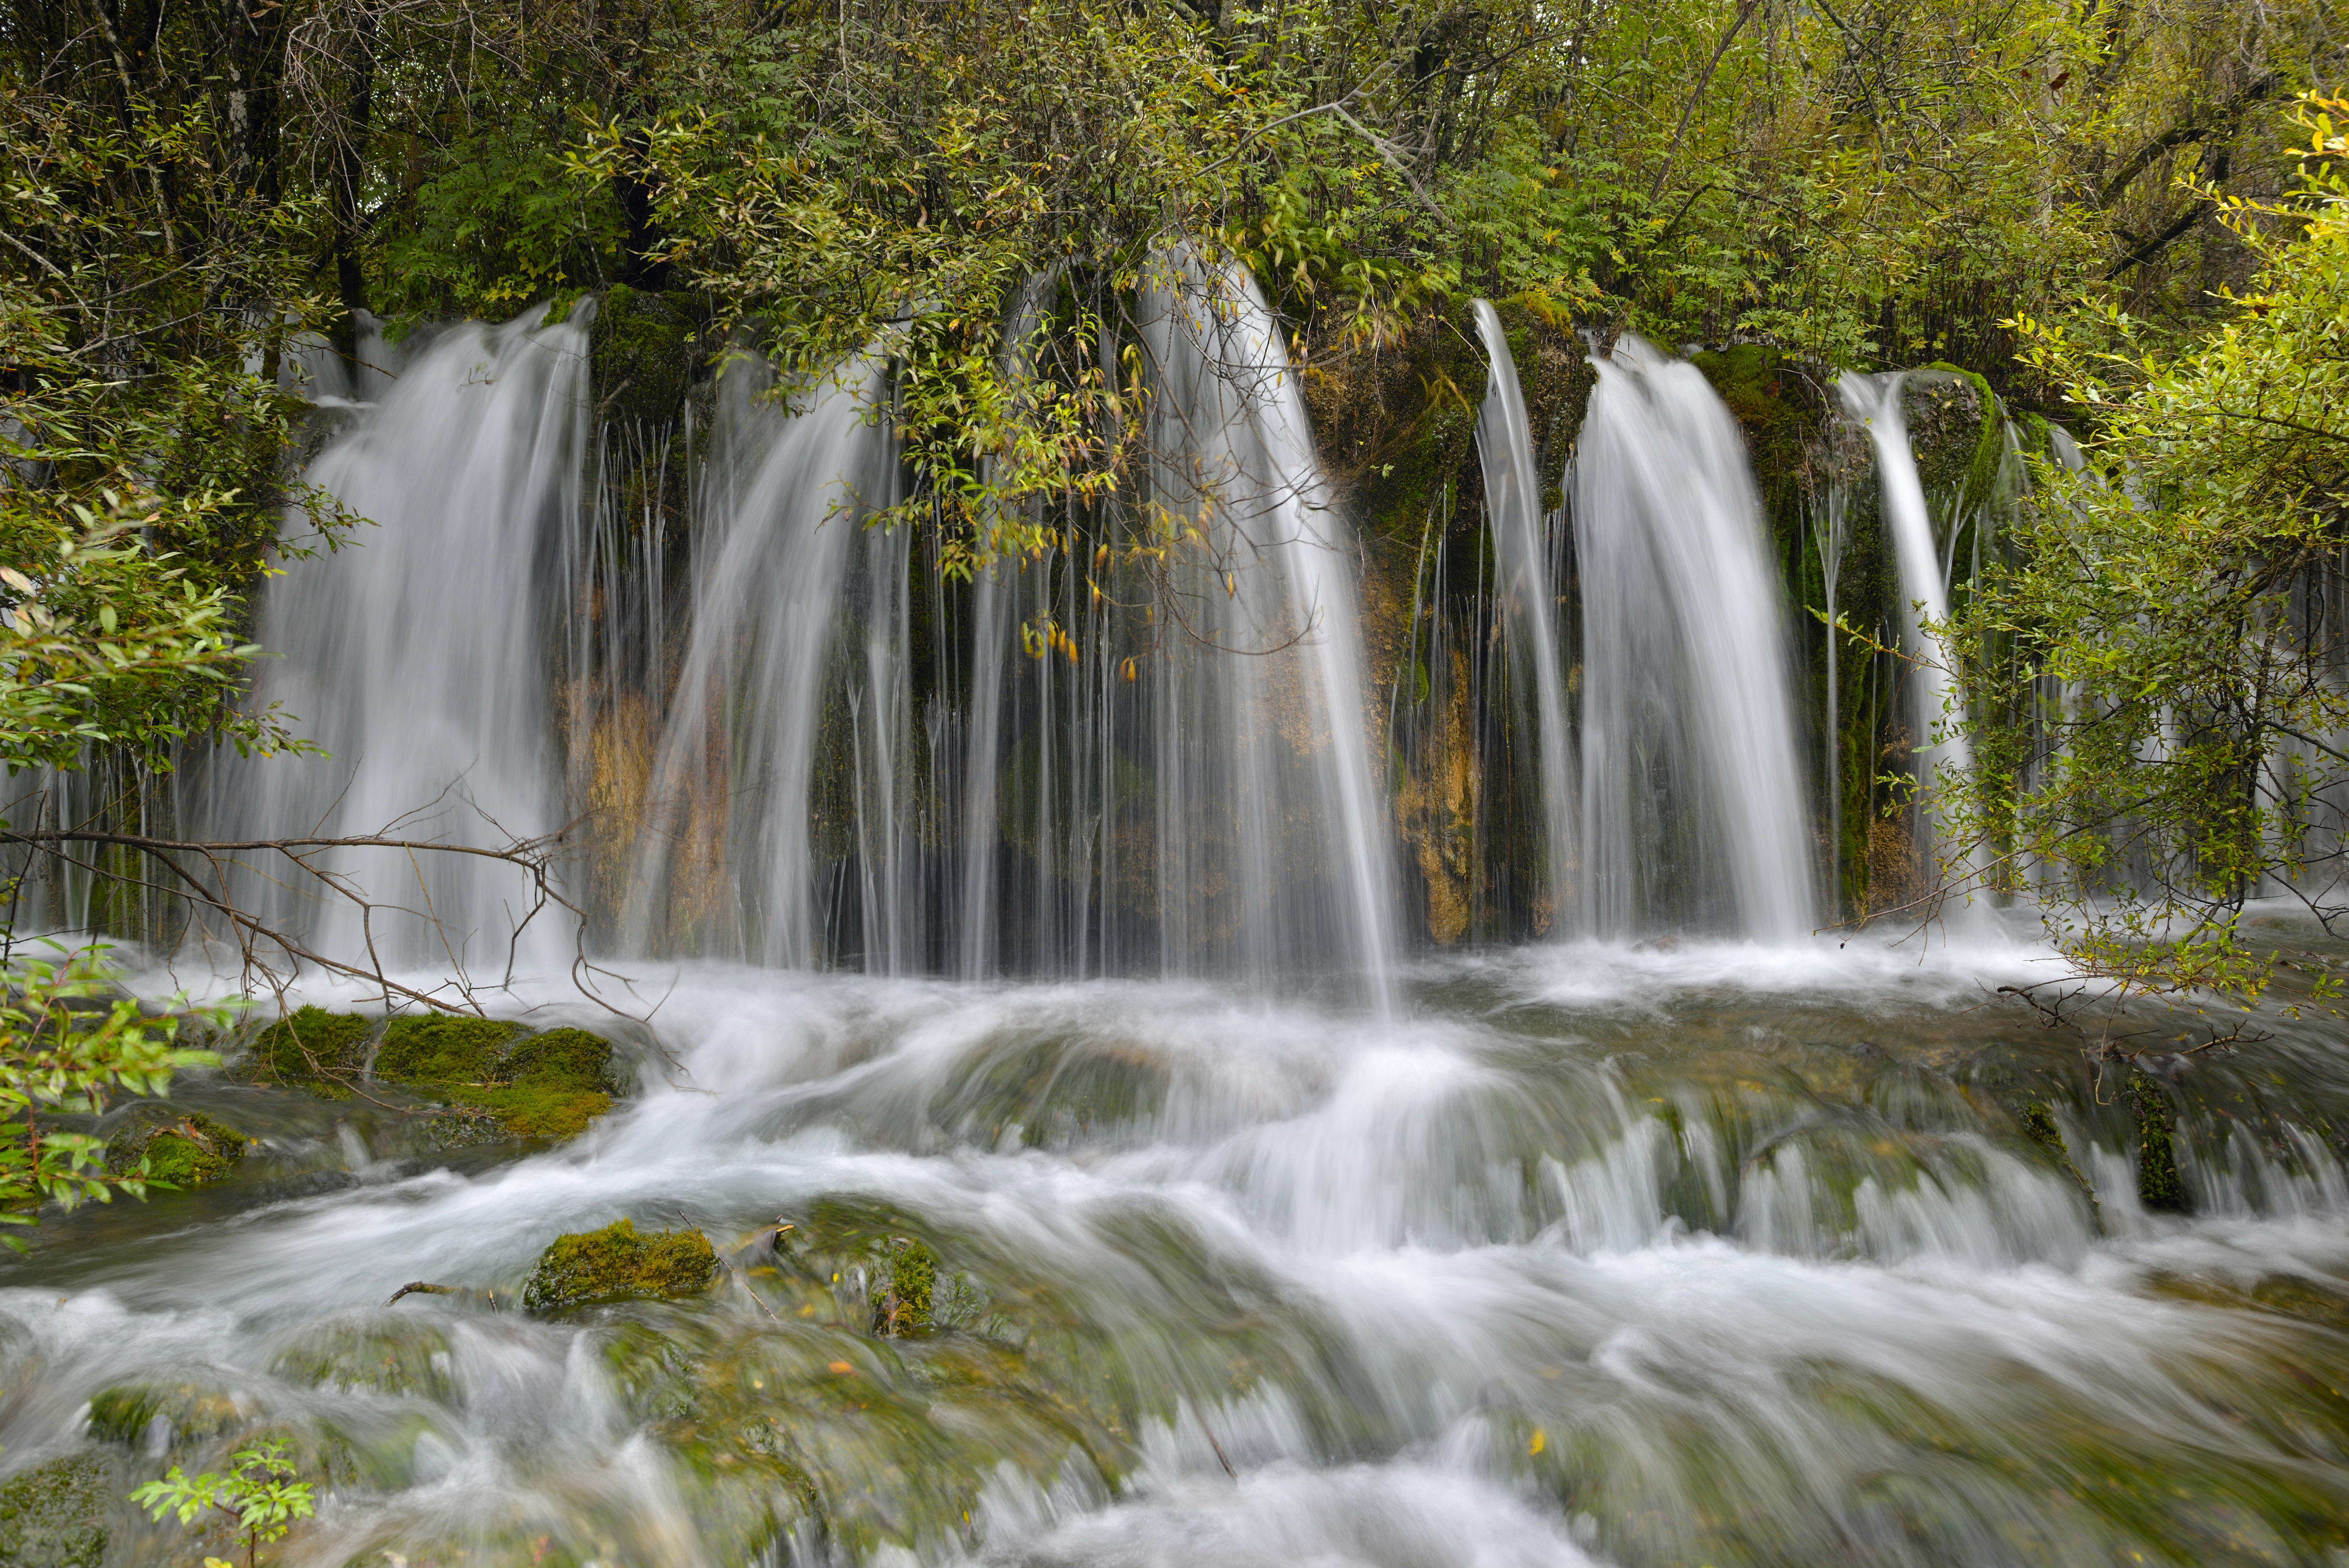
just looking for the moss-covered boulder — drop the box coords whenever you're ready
[522,1218,719,1313]
[85,1382,243,1449]
[251,1010,621,1141]
[0,1451,112,1567]
[104,1109,250,1187]
[254,1005,376,1092]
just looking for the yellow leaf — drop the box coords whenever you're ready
[1528,1428,1547,1455]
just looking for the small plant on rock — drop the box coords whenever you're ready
[130,1436,315,1568]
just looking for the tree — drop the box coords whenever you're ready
[1947,96,2349,1016]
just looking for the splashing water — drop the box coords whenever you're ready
[9,939,2349,1567]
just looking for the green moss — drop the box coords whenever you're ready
[522,1217,719,1313]
[0,1451,110,1567]
[592,284,696,430]
[503,1027,623,1091]
[373,1014,523,1085]
[870,1237,938,1336]
[457,1084,613,1140]
[105,1110,250,1187]
[2131,1072,2190,1213]
[1692,344,1827,563]
[250,1008,618,1142]
[253,1005,376,1092]
[2012,1096,2099,1210]
[421,1022,617,1140]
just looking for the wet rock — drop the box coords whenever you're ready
[104,1109,251,1187]
[85,1382,243,1449]
[523,1218,719,1313]
[0,1449,113,1567]
[2131,1071,2192,1213]
[250,1010,621,1142]
[272,1318,456,1399]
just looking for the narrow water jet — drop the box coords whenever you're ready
[193,307,590,974]
[1836,372,1989,911]
[1574,336,1815,939]
[1472,301,1578,931]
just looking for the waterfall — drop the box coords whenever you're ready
[622,359,897,966]
[956,273,1059,980]
[191,307,590,976]
[1836,372,1985,909]
[1129,250,1400,1002]
[1574,337,1815,940]
[1471,301,1578,931]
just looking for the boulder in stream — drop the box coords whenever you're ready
[522,1218,718,1313]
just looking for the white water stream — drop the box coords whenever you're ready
[8,940,2349,1567]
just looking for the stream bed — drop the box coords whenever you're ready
[6,930,2349,1567]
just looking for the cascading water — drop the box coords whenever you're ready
[1472,301,1577,929]
[1129,250,1399,1002]
[1837,371,1987,908]
[16,297,2349,1568]
[1573,337,1816,939]
[622,358,898,967]
[189,308,590,976]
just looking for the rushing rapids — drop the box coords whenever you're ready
[7,290,2349,1567]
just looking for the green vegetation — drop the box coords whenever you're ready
[1947,100,2349,1004]
[0,947,226,1247]
[131,1437,316,1568]
[521,1217,720,1312]
[254,1008,619,1139]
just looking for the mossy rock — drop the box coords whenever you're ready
[2131,1072,2191,1213]
[372,1014,523,1085]
[250,1009,619,1141]
[523,1218,719,1313]
[104,1109,250,1188]
[592,284,697,430]
[0,1450,112,1567]
[253,1005,376,1093]
[85,1382,243,1449]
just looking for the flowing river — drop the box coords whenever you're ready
[7,926,2349,1566]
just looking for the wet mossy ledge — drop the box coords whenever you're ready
[251,1008,625,1142]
